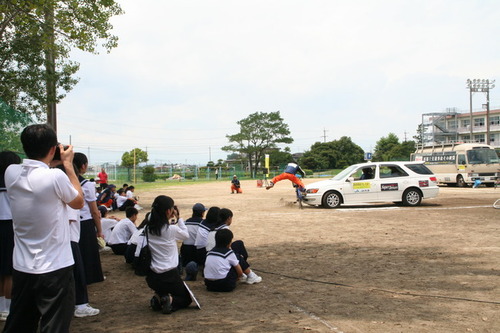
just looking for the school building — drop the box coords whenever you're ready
[420,108,500,149]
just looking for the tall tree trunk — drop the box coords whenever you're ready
[44,2,57,131]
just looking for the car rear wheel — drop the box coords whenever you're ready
[402,188,422,206]
[322,191,342,208]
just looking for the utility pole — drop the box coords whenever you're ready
[466,79,495,144]
[321,128,328,143]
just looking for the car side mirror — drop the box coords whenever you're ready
[347,177,354,182]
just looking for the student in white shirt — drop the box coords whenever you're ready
[0,151,21,321]
[143,195,192,314]
[74,153,105,285]
[4,124,84,333]
[108,207,138,255]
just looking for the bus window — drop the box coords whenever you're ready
[467,148,499,164]
[458,154,466,165]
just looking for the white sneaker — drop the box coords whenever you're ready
[74,304,100,318]
[0,312,8,321]
[245,274,262,285]
[240,273,248,283]
[134,204,143,210]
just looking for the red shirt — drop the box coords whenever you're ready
[98,171,108,184]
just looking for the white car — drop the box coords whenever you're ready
[304,161,439,208]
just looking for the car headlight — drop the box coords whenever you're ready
[306,189,319,194]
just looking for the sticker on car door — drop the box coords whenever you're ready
[381,183,398,191]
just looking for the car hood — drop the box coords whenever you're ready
[306,179,344,189]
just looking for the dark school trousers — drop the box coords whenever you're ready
[71,241,88,305]
[231,240,250,271]
[146,268,192,311]
[204,266,238,292]
[110,243,128,255]
[3,266,75,333]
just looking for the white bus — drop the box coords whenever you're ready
[411,143,500,187]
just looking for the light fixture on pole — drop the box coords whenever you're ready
[466,79,495,143]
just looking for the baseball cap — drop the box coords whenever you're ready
[192,203,207,211]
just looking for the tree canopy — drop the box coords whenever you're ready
[373,133,415,161]
[121,148,148,168]
[222,111,293,177]
[0,0,123,121]
[300,136,364,170]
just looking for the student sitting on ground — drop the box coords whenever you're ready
[107,207,138,255]
[98,205,120,242]
[180,203,207,281]
[204,229,261,292]
[116,188,138,211]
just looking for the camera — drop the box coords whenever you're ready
[53,144,69,160]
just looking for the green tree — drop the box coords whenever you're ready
[373,133,415,161]
[121,148,148,168]
[0,0,123,121]
[266,147,293,170]
[0,97,30,152]
[300,137,364,170]
[142,165,156,182]
[222,111,293,178]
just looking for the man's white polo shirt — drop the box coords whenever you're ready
[5,159,77,274]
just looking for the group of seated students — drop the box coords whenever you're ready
[102,197,262,314]
[96,183,141,211]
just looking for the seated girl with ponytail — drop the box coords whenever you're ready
[143,195,192,314]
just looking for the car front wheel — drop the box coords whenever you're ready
[402,188,422,206]
[322,191,342,208]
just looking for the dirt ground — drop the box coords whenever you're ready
[2,179,499,332]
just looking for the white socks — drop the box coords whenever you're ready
[0,296,10,313]
[247,271,258,279]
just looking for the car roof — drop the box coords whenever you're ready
[352,161,424,167]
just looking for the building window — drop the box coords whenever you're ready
[474,118,485,127]
[490,116,500,126]
[474,134,485,143]
[461,135,470,142]
[461,119,470,127]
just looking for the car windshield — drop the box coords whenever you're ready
[332,165,359,180]
[467,148,500,164]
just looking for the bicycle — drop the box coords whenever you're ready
[293,184,305,209]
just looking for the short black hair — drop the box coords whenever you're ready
[20,124,58,159]
[215,228,233,248]
[0,151,21,187]
[125,207,139,218]
[73,152,88,171]
[219,208,233,223]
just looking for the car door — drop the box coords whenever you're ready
[378,164,409,201]
[342,165,379,203]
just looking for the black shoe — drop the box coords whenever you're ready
[150,295,161,311]
[161,296,172,314]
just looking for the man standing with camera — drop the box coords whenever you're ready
[3,124,84,333]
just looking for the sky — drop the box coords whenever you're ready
[57,0,500,166]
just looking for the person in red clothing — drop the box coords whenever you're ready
[266,162,305,191]
[97,168,108,190]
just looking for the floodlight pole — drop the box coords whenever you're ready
[466,79,495,144]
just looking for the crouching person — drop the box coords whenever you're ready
[144,195,192,314]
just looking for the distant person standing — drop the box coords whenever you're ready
[4,124,84,333]
[97,168,108,190]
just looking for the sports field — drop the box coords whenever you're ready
[3,180,499,332]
